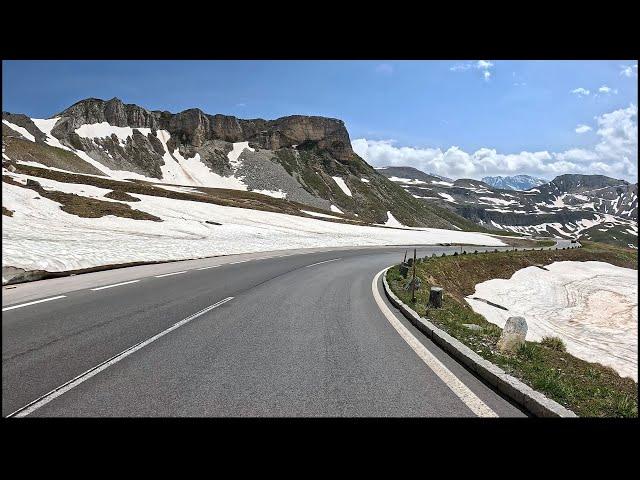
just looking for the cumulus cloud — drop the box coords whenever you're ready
[575,124,592,134]
[352,104,638,182]
[571,87,590,97]
[620,64,638,77]
[598,85,618,95]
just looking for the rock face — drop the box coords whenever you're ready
[54,97,354,161]
[497,316,528,353]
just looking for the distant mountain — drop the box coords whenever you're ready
[482,175,547,191]
[379,167,638,248]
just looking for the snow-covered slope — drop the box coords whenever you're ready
[2,167,505,282]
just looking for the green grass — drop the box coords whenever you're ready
[386,243,638,417]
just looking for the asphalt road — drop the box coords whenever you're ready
[2,241,576,417]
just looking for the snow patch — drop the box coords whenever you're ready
[466,261,638,380]
[384,211,405,228]
[3,120,35,142]
[438,192,456,203]
[332,176,352,197]
[300,210,342,219]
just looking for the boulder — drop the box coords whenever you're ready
[497,316,528,353]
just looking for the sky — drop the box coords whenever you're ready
[2,60,638,182]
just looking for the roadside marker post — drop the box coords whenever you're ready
[411,248,417,303]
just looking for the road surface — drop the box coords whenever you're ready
[2,241,575,417]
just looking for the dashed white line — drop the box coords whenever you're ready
[7,296,234,418]
[2,295,67,312]
[90,280,141,291]
[305,258,342,268]
[196,265,221,270]
[371,268,498,418]
[154,271,188,278]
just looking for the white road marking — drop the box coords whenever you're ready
[196,265,221,270]
[371,268,498,418]
[154,270,188,278]
[2,295,67,312]
[305,258,342,268]
[90,280,140,291]
[6,297,234,418]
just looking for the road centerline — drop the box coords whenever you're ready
[2,295,67,312]
[6,296,234,418]
[90,280,141,291]
[371,268,498,418]
[305,258,342,268]
[154,270,188,278]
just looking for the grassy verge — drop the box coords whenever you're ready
[386,242,637,417]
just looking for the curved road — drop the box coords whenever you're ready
[2,241,575,417]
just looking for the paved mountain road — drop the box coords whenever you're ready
[2,241,575,417]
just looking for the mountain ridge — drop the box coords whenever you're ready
[3,97,471,230]
[378,165,638,248]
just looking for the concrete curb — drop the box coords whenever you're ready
[382,269,578,418]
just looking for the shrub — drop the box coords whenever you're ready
[540,336,566,352]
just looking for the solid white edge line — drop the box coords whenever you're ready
[372,268,498,418]
[90,280,141,291]
[305,258,342,268]
[154,270,188,278]
[6,296,234,418]
[2,295,67,312]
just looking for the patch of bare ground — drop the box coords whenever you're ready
[3,175,161,221]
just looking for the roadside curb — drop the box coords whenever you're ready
[381,268,578,418]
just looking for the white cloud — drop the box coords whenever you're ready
[450,60,494,81]
[598,85,618,95]
[620,64,638,77]
[352,104,638,183]
[571,87,590,97]
[575,124,592,134]
[375,63,394,75]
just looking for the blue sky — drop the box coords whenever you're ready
[2,60,638,181]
